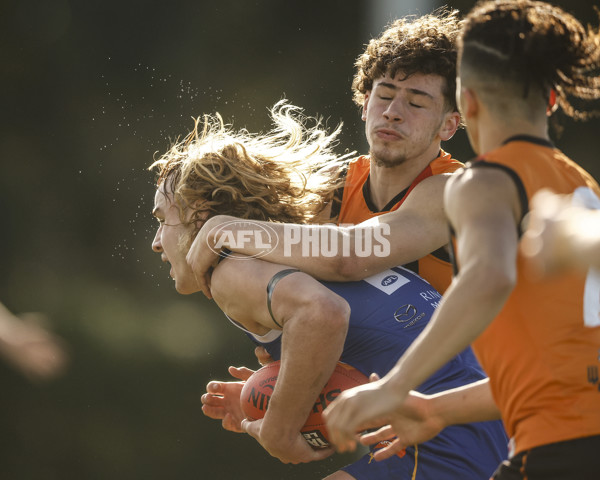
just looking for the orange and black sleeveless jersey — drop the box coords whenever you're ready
[454,135,600,454]
[334,151,463,294]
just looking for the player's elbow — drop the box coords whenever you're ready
[307,291,350,336]
[466,261,516,299]
[335,255,367,281]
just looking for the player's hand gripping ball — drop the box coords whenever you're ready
[240,360,368,448]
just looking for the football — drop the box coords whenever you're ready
[239,360,368,448]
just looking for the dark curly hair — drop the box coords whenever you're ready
[352,7,461,112]
[460,0,600,120]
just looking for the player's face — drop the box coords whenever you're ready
[151,188,201,295]
[363,72,453,167]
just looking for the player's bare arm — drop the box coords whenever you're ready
[187,173,453,298]
[359,378,501,462]
[521,188,600,275]
[323,166,520,451]
[209,255,349,464]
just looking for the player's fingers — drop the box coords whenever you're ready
[222,414,244,433]
[359,425,395,446]
[196,273,212,299]
[206,381,225,394]
[203,273,213,299]
[228,366,255,381]
[187,250,213,299]
[201,392,225,406]
[201,403,225,420]
[371,438,407,462]
[369,372,380,382]
[323,412,358,453]
[254,346,273,366]
[240,418,261,440]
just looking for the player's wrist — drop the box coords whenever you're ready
[381,372,411,400]
[259,417,300,451]
[202,215,232,249]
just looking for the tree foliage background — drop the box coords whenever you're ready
[1,1,598,478]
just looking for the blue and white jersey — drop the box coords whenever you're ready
[235,266,508,480]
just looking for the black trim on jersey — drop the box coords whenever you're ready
[502,134,554,149]
[430,245,451,263]
[447,160,529,276]
[468,160,529,235]
[403,245,450,276]
[362,150,444,213]
[266,268,300,328]
[329,164,349,220]
[402,260,419,276]
[363,176,410,213]
[448,225,459,277]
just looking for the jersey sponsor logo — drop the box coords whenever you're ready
[364,269,410,295]
[394,304,425,328]
[394,304,416,323]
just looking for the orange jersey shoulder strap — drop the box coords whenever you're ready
[338,151,462,224]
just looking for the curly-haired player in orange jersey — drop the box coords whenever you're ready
[186,8,465,297]
[323,2,600,479]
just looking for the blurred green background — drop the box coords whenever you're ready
[1,1,598,478]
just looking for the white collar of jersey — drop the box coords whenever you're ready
[224,313,283,342]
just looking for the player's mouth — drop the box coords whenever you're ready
[375,127,404,140]
[161,256,174,278]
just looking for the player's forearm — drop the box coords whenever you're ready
[383,266,514,400]
[261,297,349,440]
[427,378,501,426]
[200,215,443,282]
[200,215,386,281]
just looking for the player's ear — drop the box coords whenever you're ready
[460,87,479,120]
[361,92,371,121]
[439,110,461,142]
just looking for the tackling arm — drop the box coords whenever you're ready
[323,166,521,451]
[188,174,451,297]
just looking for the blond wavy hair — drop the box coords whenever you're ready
[149,101,351,232]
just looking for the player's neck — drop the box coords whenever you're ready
[368,150,436,211]
[476,110,550,154]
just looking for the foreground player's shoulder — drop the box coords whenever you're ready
[445,163,522,223]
